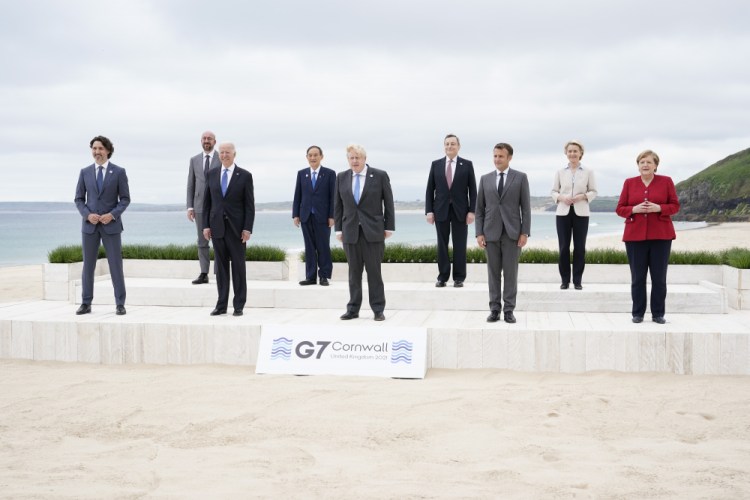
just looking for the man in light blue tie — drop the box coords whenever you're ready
[334,144,395,321]
[74,136,130,316]
[292,146,336,286]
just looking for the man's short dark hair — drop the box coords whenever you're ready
[90,136,114,158]
[307,145,323,155]
[494,142,514,156]
[444,134,460,145]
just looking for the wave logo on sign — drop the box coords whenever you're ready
[390,340,413,364]
[271,337,293,361]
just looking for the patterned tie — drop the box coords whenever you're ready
[96,166,104,192]
[312,170,317,188]
[354,173,361,204]
[497,172,505,198]
[221,168,229,197]
[204,155,210,175]
[446,159,453,189]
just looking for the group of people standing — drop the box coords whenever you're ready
[73,133,679,325]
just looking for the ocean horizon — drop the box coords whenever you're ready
[0,207,704,266]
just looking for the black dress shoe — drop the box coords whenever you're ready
[435,281,446,288]
[632,316,644,323]
[192,273,209,285]
[560,283,569,290]
[299,279,316,286]
[76,304,91,315]
[374,312,385,321]
[487,311,500,322]
[210,308,227,316]
[319,278,329,286]
[233,309,243,316]
[652,316,666,324]
[504,311,516,323]
[115,305,126,316]
[453,280,464,288]
[340,311,359,320]
[574,284,583,290]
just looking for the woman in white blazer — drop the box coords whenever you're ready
[551,141,597,289]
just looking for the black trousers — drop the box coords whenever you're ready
[435,207,468,282]
[625,239,672,318]
[343,227,385,314]
[556,211,589,286]
[213,221,247,311]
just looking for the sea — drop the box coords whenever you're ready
[0,208,705,266]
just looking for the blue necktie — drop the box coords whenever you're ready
[354,173,361,204]
[221,169,229,197]
[312,170,317,188]
[96,166,104,192]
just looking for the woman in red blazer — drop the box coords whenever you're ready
[616,150,680,324]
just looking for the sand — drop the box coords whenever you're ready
[1,223,749,498]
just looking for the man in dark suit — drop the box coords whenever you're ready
[334,144,395,321]
[425,134,477,288]
[475,143,531,324]
[202,143,255,317]
[292,145,336,286]
[186,130,221,285]
[74,135,131,315]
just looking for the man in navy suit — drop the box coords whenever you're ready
[425,134,477,288]
[292,145,336,286]
[335,144,395,321]
[203,142,255,316]
[74,136,131,315]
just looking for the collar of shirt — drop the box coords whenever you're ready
[352,165,368,189]
[95,161,109,170]
[221,164,235,177]
[310,166,321,176]
[566,163,584,170]
[204,151,215,161]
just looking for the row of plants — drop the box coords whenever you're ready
[301,244,750,269]
[48,244,287,264]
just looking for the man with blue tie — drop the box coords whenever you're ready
[334,144,395,321]
[202,143,255,317]
[74,136,131,315]
[293,146,336,286]
[425,134,477,288]
[186,131,221,285]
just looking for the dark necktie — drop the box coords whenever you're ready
[97,166,104,192]
[221,169,229,196]
[497,172,504,198]
[204,155,210,175]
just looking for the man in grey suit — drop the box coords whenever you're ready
[334,144,395,321]
[475,143,531,323]
[74,136,131,315]
[187,131,221,284]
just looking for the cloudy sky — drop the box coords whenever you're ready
[2,0,749,204]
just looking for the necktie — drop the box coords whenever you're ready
[312,170,317,188]
[497,172,505,198]
[221,168,229,196]
[354,173,361,204]
[96,166,104,192]
[204,155,210,175]
[446,159,453,189]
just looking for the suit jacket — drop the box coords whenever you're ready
[551,165,598,216]
[74,163,131,235]
[334,166,395,244]
[292,166,336,223]
[425,156,477,221]
[475,168,531,241]
[187,151,221,212]
[202,165,255,239]
[616,175,679,241]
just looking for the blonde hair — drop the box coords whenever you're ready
[346,144,367,158]
[564,141,584,158]
[636,149,660,167]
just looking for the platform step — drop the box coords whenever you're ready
[81,278,728,314]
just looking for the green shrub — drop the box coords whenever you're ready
[669,250,722,265]
[48,244,286,263]
[722,247,750,269]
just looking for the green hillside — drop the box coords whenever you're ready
[675,147,750,221]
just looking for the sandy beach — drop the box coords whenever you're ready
[1,223,749,498]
